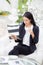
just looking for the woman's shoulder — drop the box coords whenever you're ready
[19,22,25,29]
[33,25,39,31]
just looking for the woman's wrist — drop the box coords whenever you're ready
[31,33,35,39]
[29,30,35,39]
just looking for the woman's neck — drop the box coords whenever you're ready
[25,24,32,27]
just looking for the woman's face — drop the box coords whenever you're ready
[23,17,31,26]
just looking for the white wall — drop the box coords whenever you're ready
[28,0,43,27]
[0,0,18,37]
[0,0,18,24]
[0,0,11,12]
[8,0,18,23]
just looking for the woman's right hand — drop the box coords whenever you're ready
[9,35,17,40]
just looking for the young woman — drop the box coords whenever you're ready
[8,12,39,55]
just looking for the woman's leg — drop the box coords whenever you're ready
[17,44,32,55]
[8,46,19,55]
[8,44,34,55]
[19,45,31,55]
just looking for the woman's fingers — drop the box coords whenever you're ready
[11,35,17,40]
[29,30,35,38]
[29,29,32,35]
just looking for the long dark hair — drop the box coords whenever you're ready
[23,12,36,26]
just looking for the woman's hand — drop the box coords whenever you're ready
[29,30,35,39]
[9,35,17,40]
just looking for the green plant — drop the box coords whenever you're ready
[16,0,28,23]
[0,11,11,16]
[16,15,23,23]
[16,0,33,23]
[6,0,11,4]
[18,0,28,14]
[0,0,11,16]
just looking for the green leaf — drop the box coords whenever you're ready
[0,11,11,15]
[6,0,11,4]
[17,0,28,23]
[30,0,32,2]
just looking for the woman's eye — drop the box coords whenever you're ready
[25,20,28,21]
[24,20,28,21]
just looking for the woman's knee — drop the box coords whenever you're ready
[8,50,13,55]
[8,46,19,55]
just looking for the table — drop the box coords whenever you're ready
[0,56,40,65]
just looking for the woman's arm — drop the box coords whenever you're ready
[14,25,23,42]
[15,36,22,42]
[9,34,22,42]
[32,26,39,44]
[29,26,39,44]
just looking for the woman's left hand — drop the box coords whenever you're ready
[29,30,35,39]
